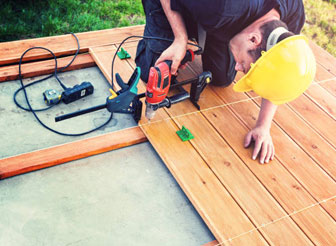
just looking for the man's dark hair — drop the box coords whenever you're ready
[248,20,295,62]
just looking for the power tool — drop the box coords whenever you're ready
[54,47,211,124]
[145,49,211,120]
[55,67,142,123]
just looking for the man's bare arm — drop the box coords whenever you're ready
[245,98,277,164]
[155,0,188,74]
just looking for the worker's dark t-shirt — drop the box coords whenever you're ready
[170,0,305,41]
[136,0,305,85]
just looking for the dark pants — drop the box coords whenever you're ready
[135,0,237,86]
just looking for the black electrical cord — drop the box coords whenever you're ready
[110,35,203,91]
[14,34,202,136]
[14,33,113,136]
[14,33,81,112]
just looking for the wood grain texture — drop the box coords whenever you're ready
[0,25,144,66]
[91,44,270,245]
[214,86,336,218]
[309,40,336,76]
[0,127,147,179]
[91,32,336,245]
[0,53,95,82]
[142,119,267,246]
[202,103,336,245]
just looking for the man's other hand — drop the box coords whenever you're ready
[244,126,275,164]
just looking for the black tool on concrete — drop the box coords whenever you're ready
[55,67,142,123]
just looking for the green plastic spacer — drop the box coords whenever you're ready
[176,126,194,141]
[117,47,131,60]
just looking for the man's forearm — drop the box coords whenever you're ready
[256,98,278,130]
[160,0,188,43]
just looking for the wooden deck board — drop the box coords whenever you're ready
[0,127,147,179]
[90,34,336,245]
[213,87,336,217]
[90,45,271,245]
[0,53,96,83]
[0,25,144,66]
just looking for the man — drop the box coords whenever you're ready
[135,0,314,164]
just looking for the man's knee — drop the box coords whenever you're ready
[135,39,161,83]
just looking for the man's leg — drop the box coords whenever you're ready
[202,35,237,87]
[135,0,174,83]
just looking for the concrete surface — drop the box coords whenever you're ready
[0,67,136,159]
[0,143,214,246]
[0,67,214,245]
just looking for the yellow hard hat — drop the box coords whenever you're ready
[233,35,316,105]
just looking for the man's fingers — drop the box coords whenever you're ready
[252,138,262,160]
[259,142,267,164]
[265,144,273,163]
[244,131,252,148]
[271,144,275,160]
[171,61,179,75]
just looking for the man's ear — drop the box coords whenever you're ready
[248,32,262,48]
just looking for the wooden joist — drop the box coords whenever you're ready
[0,53,95,82]
[0,127,147,180]
[0,25,144,66]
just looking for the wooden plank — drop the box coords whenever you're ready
[0,25,144,66]
[212,86,336,218]
[315,63,336,82]
[0,53,95,83]
[91,44,269,245]
[173,113,313,245]
[309,40,336,76]
[91,39,336,245]
[320,78,336,98]
[289,92,336,148]
[141,119,267,245]
[202,105,336,245]
[266,95,336,179]
[103,43,315,245]
[0,127,147,180]
[305,83,336,121]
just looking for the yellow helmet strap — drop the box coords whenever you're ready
[266,27,288,51]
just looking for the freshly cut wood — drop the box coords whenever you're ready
[305,83,336,120]
[314,63,336,82]
[212,85,336,218]
[0,25,144,66]
[91,37,336,245]
[202,105,336,245]
[0,53,95,83]
[289,93,336,148]
[141,119,267,245]
[171,113,313,245]
[0,127,147,179]
[91,44,268,245]
[309,40,336,76]
[321,78,336,97]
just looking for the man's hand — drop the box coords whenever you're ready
[245,126,274,164]
[155,40,187,75]
[158,0,188,75]
[246,98,278,164]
